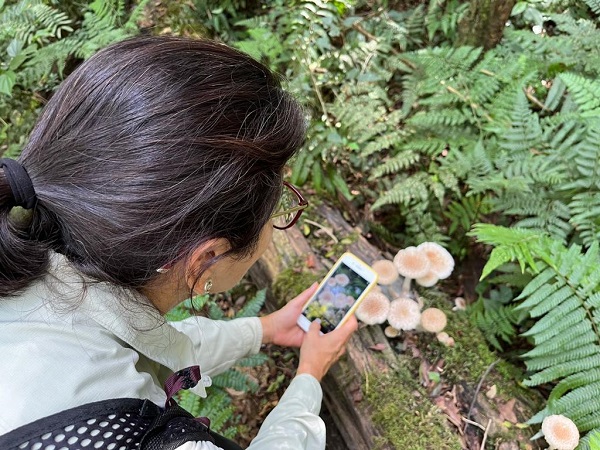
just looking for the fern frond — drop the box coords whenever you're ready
[213,368,259,393]
[371,150,420,177]
[236,289,266,318]
[469,298,520,350]
[470,224,547,278]
[559,72,600,117]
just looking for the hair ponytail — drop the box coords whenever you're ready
[0,169,50,296]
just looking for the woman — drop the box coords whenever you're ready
[0,36,357,449]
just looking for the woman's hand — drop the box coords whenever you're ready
[259,283,318,348]
[297,316,358,382]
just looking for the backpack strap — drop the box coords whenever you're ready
[0,398,216,450]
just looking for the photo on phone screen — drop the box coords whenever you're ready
[298,253,377,334]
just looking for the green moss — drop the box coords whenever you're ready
[414,290,544,447]
[271,263,323,307]
[366,370,462,450]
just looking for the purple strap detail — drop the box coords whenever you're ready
[164,366,201,408]
[163,366,211,428]
[195,417,211,427]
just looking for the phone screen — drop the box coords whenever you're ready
[302,261,371,333]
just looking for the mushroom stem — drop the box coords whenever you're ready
[401,276,412,295]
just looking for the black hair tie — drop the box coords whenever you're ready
[0,158,37,210]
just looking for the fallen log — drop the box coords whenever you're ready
[247,203,544,450]
[249,204,399,449]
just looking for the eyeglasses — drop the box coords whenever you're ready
[272,181,308,230]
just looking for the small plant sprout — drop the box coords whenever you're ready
[387,297,421,331]
[417,242,455,280]
[419,308,447,333]
[371,259,399,285]
[541,415,580,450]
[393,246,431,295]
[355,292,390,325]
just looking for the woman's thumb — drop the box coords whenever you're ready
[308,320,321,334]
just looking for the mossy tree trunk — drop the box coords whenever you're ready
[456,0,516,50]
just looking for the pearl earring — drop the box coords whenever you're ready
[204,278,213,294]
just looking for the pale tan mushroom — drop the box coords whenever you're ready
[393,246,431,294]
[417,242,454,280]
[541,415,580,450]
[452,297,466,311]
[387,297,421,331]
[436,332,455,347]
[416,272,439,287]
[419,308,447,333]
[355,292,390,325]
[371,259,399,285]
[384,325,400,338]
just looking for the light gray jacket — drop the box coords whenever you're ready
[0,254,325,449]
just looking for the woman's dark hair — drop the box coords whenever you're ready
[0,36,306,297]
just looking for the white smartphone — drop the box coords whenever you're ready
[297,252,378,334]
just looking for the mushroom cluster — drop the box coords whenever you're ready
[394,242,454,295]
[356,242,456,343]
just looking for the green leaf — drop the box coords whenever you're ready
[0,71,16,96]
[7,39,22,58]
[511,2,528,16]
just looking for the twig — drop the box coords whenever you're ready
[303,52,330,124]
[464,359,500,433]
[461,417,486,431]
[524,87,548,111]
[303,219,338,244]
[352,22,379,42]
[481,419,492,449]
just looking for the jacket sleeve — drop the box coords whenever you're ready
[169,317,262,376]
[247,374,326,449]
[173,374,325,450]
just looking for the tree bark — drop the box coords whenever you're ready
[456,0,516,50]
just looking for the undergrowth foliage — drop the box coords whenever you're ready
[165,290,270,439]
[472,224,600,443]
[0,0,144,156]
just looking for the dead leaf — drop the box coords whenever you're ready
[498,398,518,424]
[434,396,463,431]
[486,384,497,399]
[369,343,387,352]
[306,253,316,269]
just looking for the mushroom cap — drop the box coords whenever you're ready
[355,292,390,325]
[371,259,399,285]
[388,297,421,331]
[393,246,431,279]
[420,308,447,333]
[384,325,400,338]
[541,415,580,450]
[416,272,439,287]
[417,242,454,279]
[335,273,350,287]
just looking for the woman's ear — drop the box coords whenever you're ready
[185,238,229,294]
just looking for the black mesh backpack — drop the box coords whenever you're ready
[0,366,244,450]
